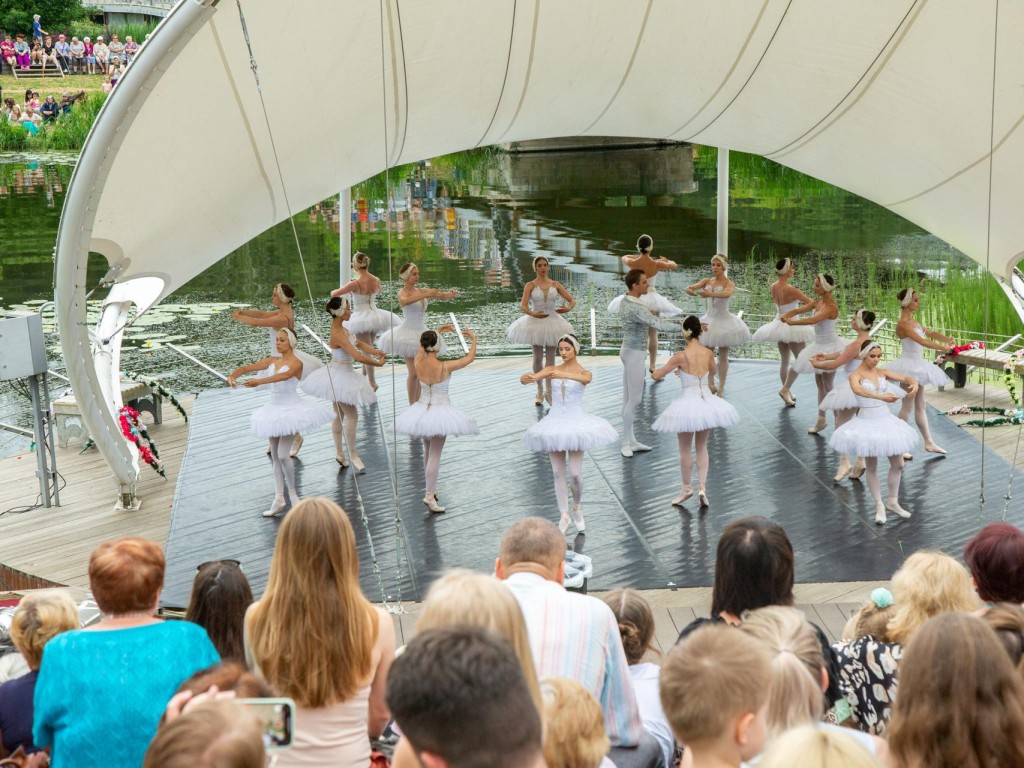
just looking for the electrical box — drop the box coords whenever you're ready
[0,312,48,381]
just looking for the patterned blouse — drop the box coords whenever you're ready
[832,636,903,736]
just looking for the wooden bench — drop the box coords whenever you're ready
[52,379,162,448]
[949,348,1024,388]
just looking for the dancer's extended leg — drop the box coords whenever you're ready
[833,409,854,481]
[672,433,694,505]
[532,345,545,404]
[620,347,646,454]
[424,436,447,502]
[405,357,419,406]
[695,430,710,489]
[331,408,348,467]
[567,450,585,531]
[865,457,885,523]
[340,403,363,473]
[357,331,378,388]
[910,387,945,454]
[784,342,804,391]
[549,451,570,532]
[275,433,299,504]
[544,345,556,402]
[717,347,730,396]
[885,455,911,518]
[647,328,659,373]
[265,435,286,516]
[809,372,834,433]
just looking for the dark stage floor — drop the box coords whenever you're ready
[161,359,1024,607]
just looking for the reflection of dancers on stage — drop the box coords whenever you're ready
[652,316,740,508]
[608,235,680,374]
[331,252,400,392]
[782,274,846,434]
[299,298,384,473]
[887,289,956,456]
[507,256,575,406]
[829,341,919,525]
[688,254,751,397]
[520,333,617,534]
[395,326,479,513]
[228,329,334,518]
[752,258,814,406]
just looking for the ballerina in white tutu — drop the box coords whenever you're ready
[781,273,846,434]
[378,262,458,405]
[331,252,400,391]
[812,309,878,483]
[752,258,814,406]
[651,316,740,508]
[300,297,385,473]
[829,340,919,525]
[395,325,479,513]
[228,329,334,518]
[887,288,956,456]
[687,253,751,397]
[507,256,575,405]
[520,333,617,534]
[608,235,680,375]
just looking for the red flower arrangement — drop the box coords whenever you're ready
[118,405,166,478]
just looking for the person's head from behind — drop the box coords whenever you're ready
[11,590,79,671]
[176,661,275,700]
[978,602,1024,676]
[495,516,566,583]
[842,588,896,642]
[143,700,265,768]
[682,314,703,341]
[711,517,794,617]
[758,724,882,768]
[418,569,541,710]
[660,624,771,764]
[601,588,654,665]
[964,522,1024,603]
[887,550,978,644]
[540,677,609,768]
[89,536,165,616]
[186,560,253,662]
[386,626,543,768]
[888,612,1024,768]
[739,606,827,738]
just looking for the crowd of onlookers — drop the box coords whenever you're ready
[1,88,86,134]
[0,503,1022,768]
[1,13,146,78]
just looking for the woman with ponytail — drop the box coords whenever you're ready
[752,257,814,406]
[687,253,751,397]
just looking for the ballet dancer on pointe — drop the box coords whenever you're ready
[507,256,575,405]
[781,274,846,434]
[752,257,814,406]
[378,262,458,405]
[395,326,479,513]
[885,288,956,456]
[651,316,740,508]
[608,235,680,375]
[829,340,919,525]
[228,329,334,517]
[687,253,751,397]
[520,333,617,534]
[299,297,385,473]
[616,269,686,458]
[331,252,400,391]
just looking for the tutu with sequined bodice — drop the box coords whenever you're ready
[508,284,574,347]
[793,318,847,374]
[699,286,751,348]
[651,371,741,433]
[378,298,448,358]
[394,378,479,438]
[299,344,377,405]
[522,378,617,452]
[249,364,335,438]
[883,325,950,387]
[345,292,401,335]
[753,300,815,344]
[828,378,919,457]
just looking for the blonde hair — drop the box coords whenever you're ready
[10,590,79,669]
[739,606,825,738]
[842,593,896,643]
[540,677,609,768]
[711,253,729,274]
[887,551,978,645]
[660,624,771,745]
[758,724,882,768]
[417,569,542,712]
[143,700,265,768]
[246,498,378,707]
[601,588,654,665]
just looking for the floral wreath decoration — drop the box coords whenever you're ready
[118,405,166,478]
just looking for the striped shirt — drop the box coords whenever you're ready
[619,295,683,351]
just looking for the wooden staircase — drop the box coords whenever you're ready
[10,62,66,79]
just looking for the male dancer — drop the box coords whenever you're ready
[619,269,684,457]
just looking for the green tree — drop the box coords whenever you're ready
[0,0,92,37]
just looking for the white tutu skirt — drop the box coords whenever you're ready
[652,393,741,433]
[884,357,949,388]
[793,338,849,374]
[378,327,447,359]
[699,313,752,349]
[507,313,574,347]
[607,291,682,317]
[299,362,377,406]
[251,395,335,439]
[752,318,815,344]
[822,378,907,412]
[395,403,480,438]
[346,307,401,335]
[829,408,919,458]
[522,407,617,452]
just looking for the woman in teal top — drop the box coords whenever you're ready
[33,537,220,768]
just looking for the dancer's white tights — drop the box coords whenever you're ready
[620,347,646,445]
[331,403,359,462]
[815,371,836,407]
[532,345,556,399]
[268,434,298,498]
[357,331,377,386]
[423,436,447,496]
[404,358,419,405]
[549,451,584,514]
[716,347,730,392]
[677,431,710,488]
[777,342,805,388]
[864,455,905,506]
[898,386,935,444]
[647,328,659,372]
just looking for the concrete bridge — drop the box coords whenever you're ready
[94,0,175,25]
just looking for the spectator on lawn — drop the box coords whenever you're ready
[54,34,70,71]
[69,36,84,73]
[1,36,15,71]
[107,33,125,74]
[39,95,59,122]
[32,15,47,45]
[124,35,139,63]
[93,36,108,72]
[82,36,95,74]
[13,34,30,70]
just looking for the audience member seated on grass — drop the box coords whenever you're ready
[39,96,59,122]
[186,559,253,664]
[0,591,79,759]
[415,568,542,711]
[757,725,883,768]
[20,109,40,135]
[978,602,1024,677]
[887,612,1024,768]
[143,700,266,768]
[602,588,676,768]
[32,536,220,768]
[964,521,1024,603]
[660,624,771,768]
[541,677,613,768]
[832,550,978,736]
[387,626,546,768]
[244,497,395,768]
[495,516,643,748]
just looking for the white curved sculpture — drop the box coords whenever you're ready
[55,0,1024,497]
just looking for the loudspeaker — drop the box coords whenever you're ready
[0,312,48,381]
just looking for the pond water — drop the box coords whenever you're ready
[0,144,982,456]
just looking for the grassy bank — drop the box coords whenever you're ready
[0,81,105,150]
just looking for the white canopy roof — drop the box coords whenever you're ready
[55,0,1024,491]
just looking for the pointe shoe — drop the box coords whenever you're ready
[849,458,866,480]
[423,494,446,513]
[570,502,586,533]
[336,452,350,468]
[807,414,827,435]
[886,497,912,519]
[902,452,914,461]
[535,387,544,406]
[779,388,796,407]
[874,505,887,525]
[672,485,694,507]
[924,442,947,455]
[697,486,709,507]
[289,434,303,458]
[350,456,366,474]
[631,441,653,453]
[833,457,852,484]
[558,510,571,534]
[263,495,286,518]
[620,444,634,458]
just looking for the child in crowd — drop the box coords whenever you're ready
[540,677,612,768]
[660,624,771,768]
[841,588,896,642]
[758,725,883,768]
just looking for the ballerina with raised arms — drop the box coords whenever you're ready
[752,257,815,406]
[687,253,751,397]
[331,252,400,391]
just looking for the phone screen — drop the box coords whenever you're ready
[238,698,294,750]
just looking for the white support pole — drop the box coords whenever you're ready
[448,312,469,354]
[300,322,331,352]
[716,148,729,257]
[339,188,352,286]
[590,306,597,351]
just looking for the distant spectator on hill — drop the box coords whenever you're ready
[30,40,42,66]
[82,36,94,74]
[13,34,30,70]
[68,36,84,73]
[107,33,125,74]
[1,36,15,71]
[186,559,253,664]
[32,15,47,45]
[93,36,108,71]
[102,74,112,93]
[40,35,58,73]
[964,521,1024,603]
[124,35,139,63]
[54,34,69,71]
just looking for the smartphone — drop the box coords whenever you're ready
[238,697,295,750]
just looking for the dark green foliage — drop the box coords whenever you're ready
[0,0,91,38]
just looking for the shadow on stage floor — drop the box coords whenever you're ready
[160,360,1024,608]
